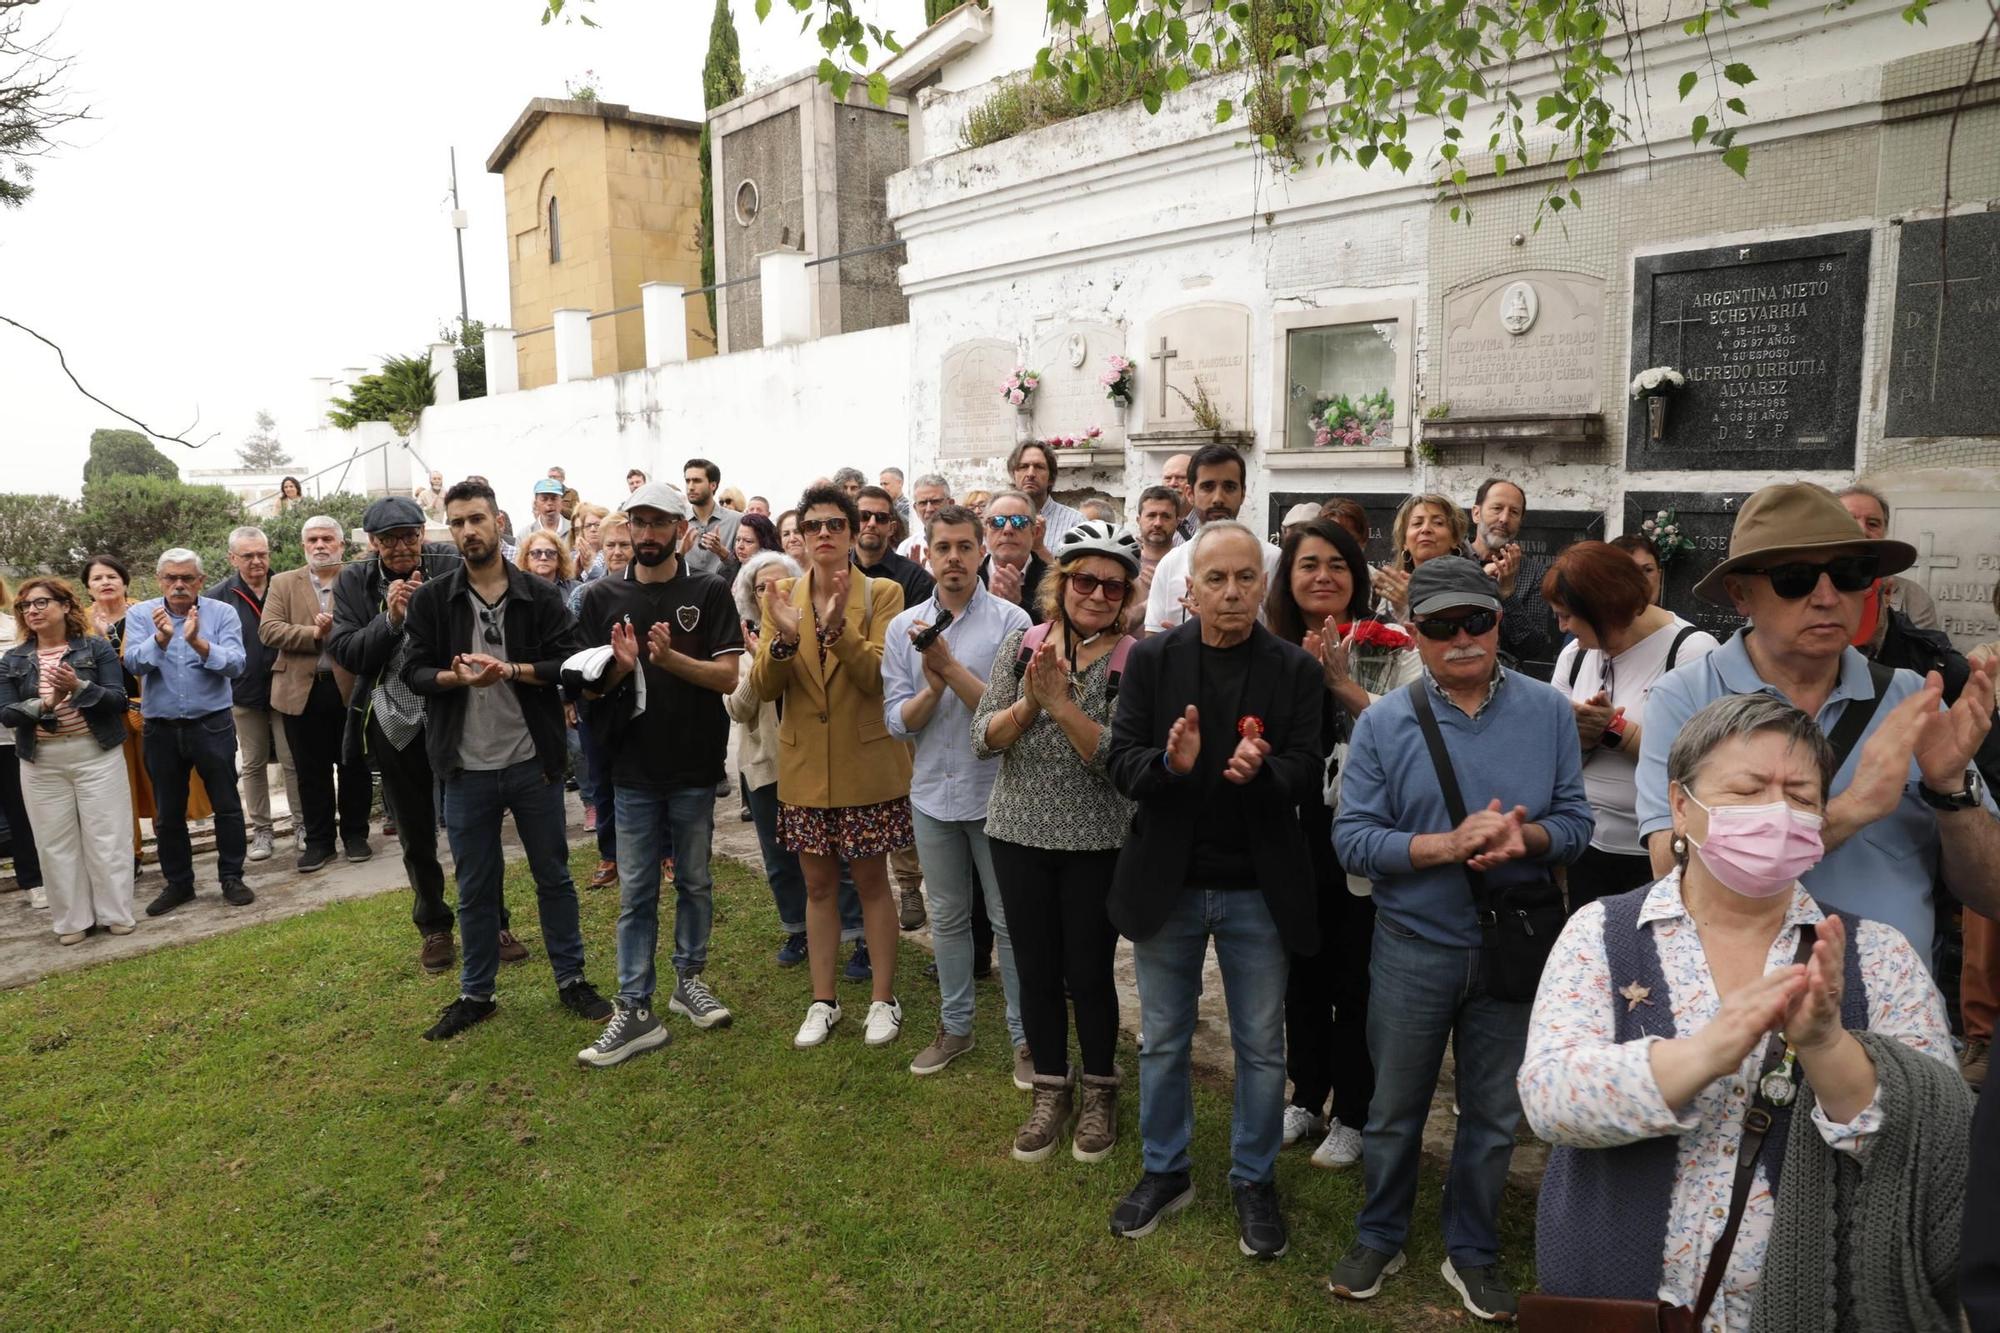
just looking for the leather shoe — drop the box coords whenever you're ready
[221,879,255,907]
[420,931,454,974]
[498,929,530,963]
[145,885,195,917]
[588,860,619,889]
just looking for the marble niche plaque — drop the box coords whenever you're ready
[1625,491,1752,644]
[1439,270,1604,415]
[939,338,1020,460]
[1263,491,1407,557]
[1027,320,1127,447]
[1885,213,2000,439]
[1145,303,1253,432]
[1627,232,1871,472]
[1886,491,2000,654]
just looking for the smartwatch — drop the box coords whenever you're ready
[1598,713,1629,751]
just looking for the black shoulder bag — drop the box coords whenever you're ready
[1407,680,1565,1003]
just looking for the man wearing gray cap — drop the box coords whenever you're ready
[1332,555,1592,1323]
[568,481,745,1068]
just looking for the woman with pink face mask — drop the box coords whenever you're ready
[1516,693,1966,1333]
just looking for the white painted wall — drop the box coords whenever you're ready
[936,0,1051,93]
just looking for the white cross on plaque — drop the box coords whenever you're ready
[1655,302,1705,366]
[1906,530,1961,591]
[1149,335,1179,417]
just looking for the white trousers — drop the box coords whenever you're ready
[23,736,136,936]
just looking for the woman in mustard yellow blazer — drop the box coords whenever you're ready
[752,483,912,1050]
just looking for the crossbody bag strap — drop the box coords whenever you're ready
[1689,923,1818,1327]
[1822,661,1894,775]
[1407,681,1487,904]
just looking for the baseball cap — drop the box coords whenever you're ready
[1282,502,1322,528]
[620,481,693,520]
[1407,555,1502,618]
[532,478,565,496]
[362,496,427,533]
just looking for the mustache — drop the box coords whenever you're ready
[1443,645,1489,663]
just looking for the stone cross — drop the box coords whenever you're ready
[1655,302,1705,367]
[1906,530,1961,591]
[1149,334,1179,417]
[1902,270,1985,402]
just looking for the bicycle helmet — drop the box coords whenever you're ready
[1054,518,1142,577]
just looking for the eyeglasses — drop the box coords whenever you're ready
[1068,573,1129,602]
[160,574,199,586]
[477,606,503,646]
[1742,554,1879,599]
[18,596,58,612]
[857,510,898,526]
[376,530,423,547]
[986,514,1033,531]
[1414,610,1498,640]
[799,517,849,535]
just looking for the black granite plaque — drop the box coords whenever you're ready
[1885,213,2000,438]
[1626,491,1751,643]
[1500,508,1607,680]
[1265,491,1407,564]
[1626,232,1871,471]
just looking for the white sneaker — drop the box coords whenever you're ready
[1282,1104,1323,1147]
[863,998,903,1046]
[29,888,48,910]
[1311,1118,1363,1169]
[793,1000,842,1049]
[247,829,274,862]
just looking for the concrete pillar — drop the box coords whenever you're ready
[641,282,688,366]
[428,343,458,405]
[553,308,593,383]
[485,328,519,395]
[760,251,811,347]
[306,376,335,427]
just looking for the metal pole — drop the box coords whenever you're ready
[450,148,470,328]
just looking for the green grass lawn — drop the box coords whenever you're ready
[0,849,1534,1330]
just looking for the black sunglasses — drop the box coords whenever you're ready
[799,517,849,536]
[1414,610,1498,640]
[1741,554,1878,600]
[477,606,503,646]
[857,510,899,526]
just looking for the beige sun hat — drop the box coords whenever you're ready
[1691,482,1916,606]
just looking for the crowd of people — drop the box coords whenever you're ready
[3,444,1998,1329]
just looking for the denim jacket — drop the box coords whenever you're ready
[0,635,129,759]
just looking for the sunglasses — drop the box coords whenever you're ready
[799,517,849,536]
[858,510,898,526]
[1068,573,1129,602]
[1742,554,1878,599]
[1414,610,1498,640]
[986,514,1033,531]
[477,606,503,646]
[526,548,560,560]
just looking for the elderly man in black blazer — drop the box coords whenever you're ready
[1104,519,1327,1262]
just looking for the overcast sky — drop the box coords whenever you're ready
[0,0,921,498]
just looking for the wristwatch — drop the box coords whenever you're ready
[1918,767,1984,811]
[1598,713,1629,751]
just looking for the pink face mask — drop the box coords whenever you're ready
[1686,794,1825,899]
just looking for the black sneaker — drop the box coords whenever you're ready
[1442,1258,1519,1323]
[343,840,373,863]
[297,846,336,874]
[1328,1242,1406,1300]
[1109,1171,1195,1240]
[220,878,255,907]
[560,980,614,1022]
[843,941,873,983]
[423,996,496,1041]
[576,1000,670,1068]
[1232,1180,1289,1260]
[145,885,195,917]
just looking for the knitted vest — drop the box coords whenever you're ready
[1535,884,1867,1300]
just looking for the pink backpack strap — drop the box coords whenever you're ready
[1012,621,1052,678]
[1106,634,1135,702]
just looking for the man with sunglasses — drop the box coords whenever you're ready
[1635,482,2000,972]
[1331,556,1591,1320]
[853,486,935,607]
[976,490,1050,625]
[401,479,611,1042]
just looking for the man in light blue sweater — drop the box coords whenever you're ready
[1330,556,1592,1325]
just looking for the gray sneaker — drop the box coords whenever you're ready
[247,828,274,862]
[1328,1242,1406,1300]
[1441,1258,1519,1323]
[576,1001,670,1068]
[909,1028,975,1076]
[667,974,732,1030]
[1012,1042,1035,1092]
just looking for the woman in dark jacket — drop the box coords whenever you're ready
[0,577,136,943]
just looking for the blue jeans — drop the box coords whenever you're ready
[442,759,586,1001]
[1357,917,1529,1269]
[747,781,862,940]
[1134,888,1289,1185]
[611,785,716,1004]
[913,809,1022,1043]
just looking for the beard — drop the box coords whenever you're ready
[633,543,671,567]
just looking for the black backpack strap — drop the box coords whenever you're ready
[1823,660,1896,775]
[1662,625,1698,673]
[1407,680,1486,904]
[1567,647,1586,689]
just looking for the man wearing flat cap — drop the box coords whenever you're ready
[1634,481,2000,971]
[1330,554,1592,1322]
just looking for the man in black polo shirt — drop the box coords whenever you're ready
[854,485,935,607]
[568,482,746,1068]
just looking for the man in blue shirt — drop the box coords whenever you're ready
[123,547,253,916]
[1332,556,1592,1323]
[1636,482,2000,968]
[882,503,1031,1079]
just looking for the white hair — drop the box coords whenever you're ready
[912,473,951,492]
[300,514,342,537]
[733,551,801,625]
[156,548,203,575]
[227,526,268,553]
[1188,518,1261,572]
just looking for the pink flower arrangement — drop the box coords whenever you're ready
[1099,355,1136,407]
[1044,426,1105,450]
[1001,367,1041,408]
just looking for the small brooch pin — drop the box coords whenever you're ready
[1237,715,1264,741]
[1618,981,1653,1012]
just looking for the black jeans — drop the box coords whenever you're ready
[0,748,43,890]
[369,714,454,936]
[989,838,1121,1079]
[142,709,247,889]
[285,674,373,855]
[1286,874,1377,1125]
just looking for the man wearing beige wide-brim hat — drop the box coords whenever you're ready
[1633,482,2000,970]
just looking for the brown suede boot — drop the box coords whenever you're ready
[1012,1073,1074,1163]
[1072,1071,1121,1163]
